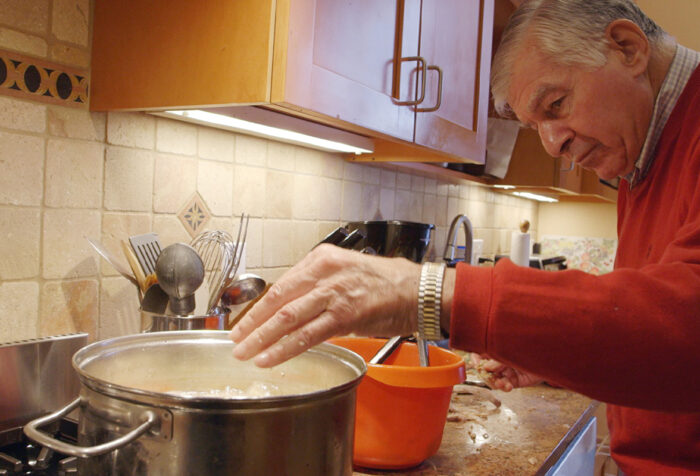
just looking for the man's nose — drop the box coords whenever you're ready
[538,120,573,158]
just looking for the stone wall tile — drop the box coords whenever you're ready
[264,170,293,218]
[0,27,47,56]
[266,141,296,171]
[0,207,40,279]
[0,0,49,34]
[233,165,266,217]
[48,107,106,141]
[318,177,342,221]
[262,219,294,267]
[341,181,362,222]
[51,0,89,46]
[0,281,39,341]
[107,112,155,149]
[0,96,46,133]
[291,220,318,263]
[199,127,234,162]
[39,279,97,338]
[0,130,44,206]
[99,277,141,339]
[104,146,154,212]
[198,160,233,216]
[45,138,103,208]
[101,213,152,277]
[234,134,267,166]
[293,174,320,219]
[156,117,197,156]
[49,43,90,68]
[379,188,394,220]
[42,209,100,279]
[154,153,197,213]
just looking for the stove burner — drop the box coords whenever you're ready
[0,419,78,475]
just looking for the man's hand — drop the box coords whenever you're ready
[230,244,421,367]
[467,353,544,391]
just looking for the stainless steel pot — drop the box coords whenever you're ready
[140,308,228,332]
[24,331,366,476]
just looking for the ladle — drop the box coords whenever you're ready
[155,243,205,315]
[220,273,267,307]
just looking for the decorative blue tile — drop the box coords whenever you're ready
[178,193,211,238]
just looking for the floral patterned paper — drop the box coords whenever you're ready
[540,235,618,275]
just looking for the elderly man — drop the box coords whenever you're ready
[231,0,700,473]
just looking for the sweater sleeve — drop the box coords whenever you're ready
[449,213,700,412]
[449,80,700,412]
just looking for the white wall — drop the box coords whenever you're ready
[538,202,617,240]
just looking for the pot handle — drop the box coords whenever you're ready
[24,398,158,458]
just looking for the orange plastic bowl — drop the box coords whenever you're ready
[329,337,466,470]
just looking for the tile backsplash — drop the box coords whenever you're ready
[0,0,538,343]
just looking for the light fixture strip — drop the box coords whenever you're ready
[162,110,372,155]
[512,191,559,203]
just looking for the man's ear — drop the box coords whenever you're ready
[605,19,650,76]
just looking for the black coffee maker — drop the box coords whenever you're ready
[344,220,435,263]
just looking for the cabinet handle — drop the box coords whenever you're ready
[416,65,443,113]
[394,56,428,106]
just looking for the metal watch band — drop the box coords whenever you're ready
[417,261,446,341]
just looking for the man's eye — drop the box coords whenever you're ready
[550,97,564,110]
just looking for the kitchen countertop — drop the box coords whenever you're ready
[353,384,599,476]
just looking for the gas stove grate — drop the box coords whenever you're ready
[0,419,77,475]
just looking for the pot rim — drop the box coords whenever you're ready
[72,331,367,409]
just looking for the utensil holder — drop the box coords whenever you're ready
[140,308,229,333]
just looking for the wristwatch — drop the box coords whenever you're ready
[417,261,446,341]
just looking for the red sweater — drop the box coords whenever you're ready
[450,65,700,475]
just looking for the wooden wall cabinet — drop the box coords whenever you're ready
[90,0,494,164]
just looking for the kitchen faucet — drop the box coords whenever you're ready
[443,214,473,267]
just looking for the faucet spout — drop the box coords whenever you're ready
[443,215,473,267]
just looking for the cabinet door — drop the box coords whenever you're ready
[414,0,493,163]
[278,0,420,142]
[557,159,583,194]
[91,0,276,110]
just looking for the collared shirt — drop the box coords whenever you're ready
[628,45,700,187]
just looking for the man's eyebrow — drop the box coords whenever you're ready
[527,84,558,114]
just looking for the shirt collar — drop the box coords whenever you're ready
[626,45,700,187]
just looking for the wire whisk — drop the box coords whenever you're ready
[190,213,250,314]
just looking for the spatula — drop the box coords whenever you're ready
[129,233,162,279]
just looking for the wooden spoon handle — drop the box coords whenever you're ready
[121,239,148,293]
[226,283,272,330]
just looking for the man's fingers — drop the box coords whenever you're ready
[230,275,314,343]
[229,245,342,344]
[232,288,332,360]
[481,359,507,372]
[252,309,345,368]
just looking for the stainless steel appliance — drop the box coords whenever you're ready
[0,333,88,475]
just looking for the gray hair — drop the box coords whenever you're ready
[491,0,669,117]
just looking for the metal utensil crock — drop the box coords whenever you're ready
[24,331,366,476]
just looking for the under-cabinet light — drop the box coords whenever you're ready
[493,185,516,190]
[161,110,373,155]
[512,191,559,203]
